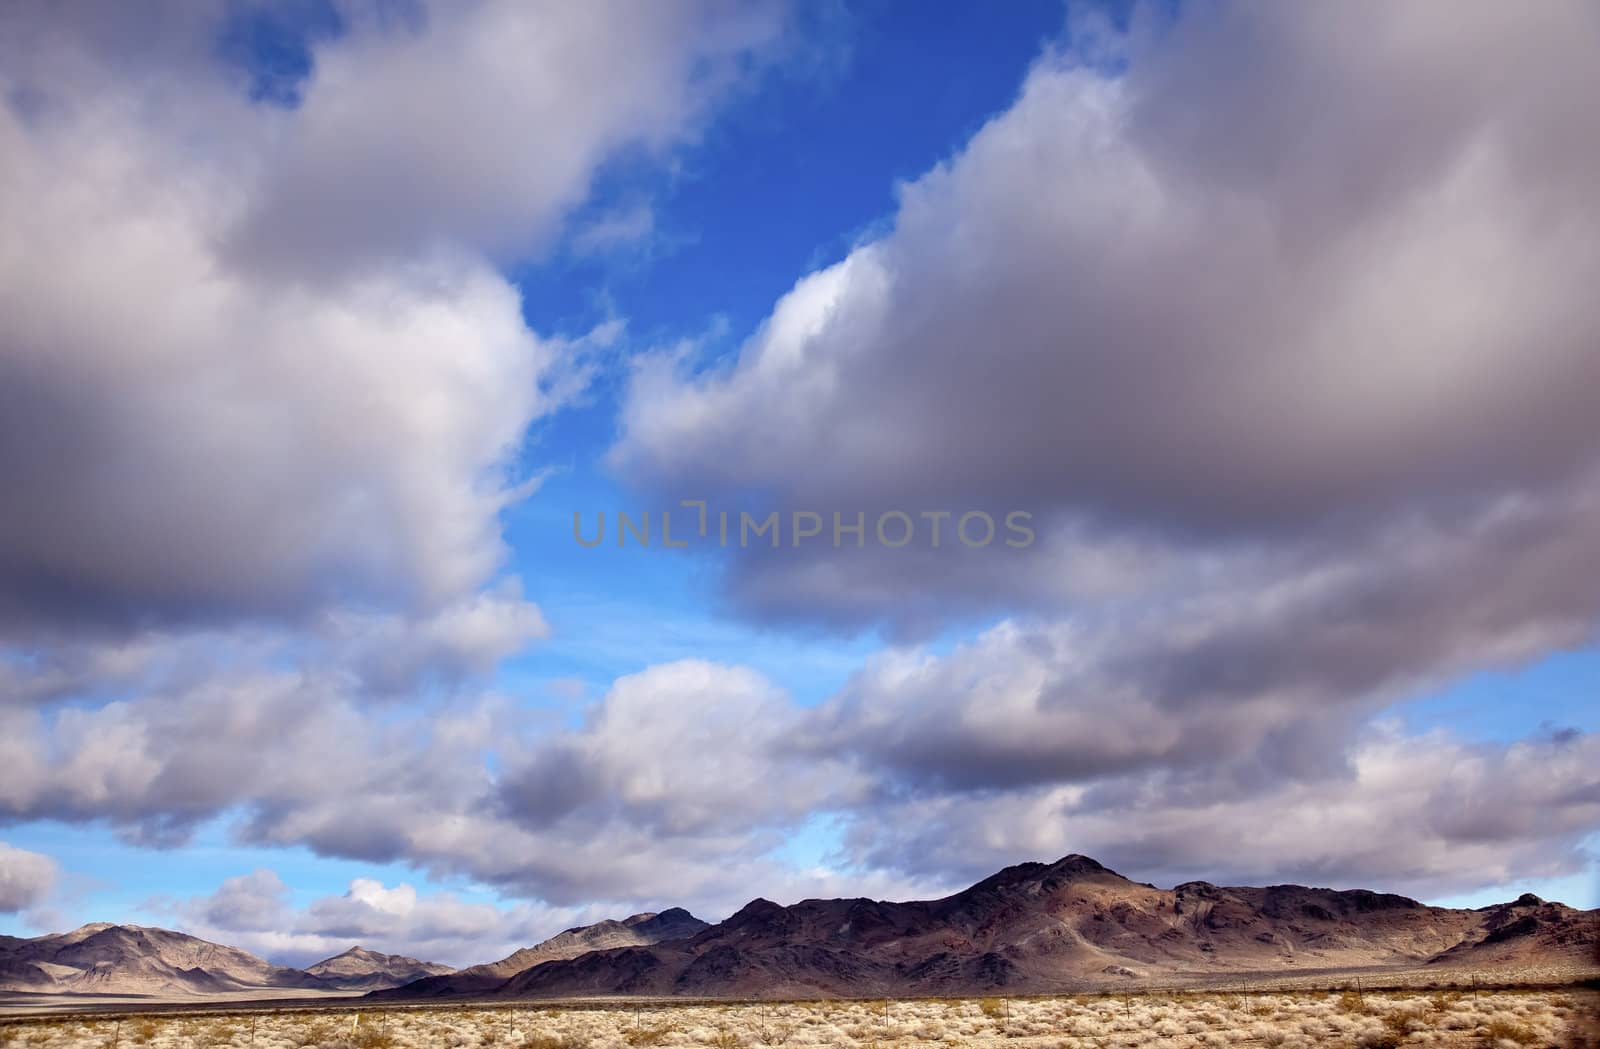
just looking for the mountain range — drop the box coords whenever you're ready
[0,906,705,998]
[384,908,708,999]
[303,945,454,991]
[0,923,334,997]
[434,854,1596,999]
[3,855,1594,1002]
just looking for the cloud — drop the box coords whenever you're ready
[0,842,57,913]
[0,662,505,847]
[171,868,593,968]
[3,636,1594,916]
[0,0,777,638]
[2,0,1596,937]
[228,0,779,274]
[611,0,1600,630]
[595,1,1600,904]
[500,660,852,838]
[569,203,659,257]
[804,480,1600,794]
[837,726,1600,902]
[190,868,292,933]
[0,654,868,914]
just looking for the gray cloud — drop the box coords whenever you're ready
[498,660,854,838]
[612,0,1600,629]
[228,0,781,275]
[837,728,1600,902]
[2,637,1594,916]
[0,654,868,913]
[1,0,1596,943]
[597,2,1600,903]
[0,0,774,638]
[171,868,590,968]
[0,842,57,914]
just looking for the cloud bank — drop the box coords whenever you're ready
[1,0,1597,966]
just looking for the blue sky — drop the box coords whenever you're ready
[0,0,1597,968]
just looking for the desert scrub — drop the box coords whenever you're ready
[350,1029,398,1049]
[1482,1018,1540,1045]
[622,1021,677,1046]
[1353,1028,1402,1049]
[707,1026,742,1049]
[1339,990,1371,1014]
[519,1034,587,1049]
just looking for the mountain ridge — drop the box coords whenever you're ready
[303,945,455,991]
[387,854,1598,1000]
[0,923,333,997]
[374,907,710,999]
[3,856,1593,1002]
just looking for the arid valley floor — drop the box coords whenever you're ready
[3,984,1598,1049]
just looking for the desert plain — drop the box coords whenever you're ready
[3,983,1597,1049]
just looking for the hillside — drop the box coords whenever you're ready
[304,945,454,991]
[0,924,331,997]
[375,908,708,999]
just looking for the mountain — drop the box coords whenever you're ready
[6,858,1593,1003]
[0,923,332,997]
[372,908,709,999]
[304,945,453,990]
[1427,894,1598,968]
[387,855,1596,1000]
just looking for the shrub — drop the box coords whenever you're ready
[1483,1018,1539,1045]
[1353,1029,1401,1049]
[520,1035,587,1049]
[623,1023,676,1047]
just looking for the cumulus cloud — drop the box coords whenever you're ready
[2,0,1597,944]
[2,636,1593,918]
[0,842,57,914]
[838,726,1600,902]
[171,868,593,968]
[0,0,776,638]
[0,656,867,913]
[613,0,1600,629]
[500,660,852,838]
[598,0,1600,902]
[229,0,778,273]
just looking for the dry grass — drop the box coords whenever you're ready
[0,988,1593,1049]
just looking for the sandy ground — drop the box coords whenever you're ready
[1,988,1595,1049]
[0,990,363,1018]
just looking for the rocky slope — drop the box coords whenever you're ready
[374,908,708,999]
[461,855,1596,999]
[304,945,454,991]
[0,924,332,996]
[1427,894,1598,968]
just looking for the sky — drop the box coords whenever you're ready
[0,0,1597,970]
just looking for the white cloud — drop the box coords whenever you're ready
[839,726,1600,902]
[0,842,57,914]
[0,0,778,637]
[612,0,1600,632]
[230,0,779,273]
[174,868,593,968]
[1,0,1596,935]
